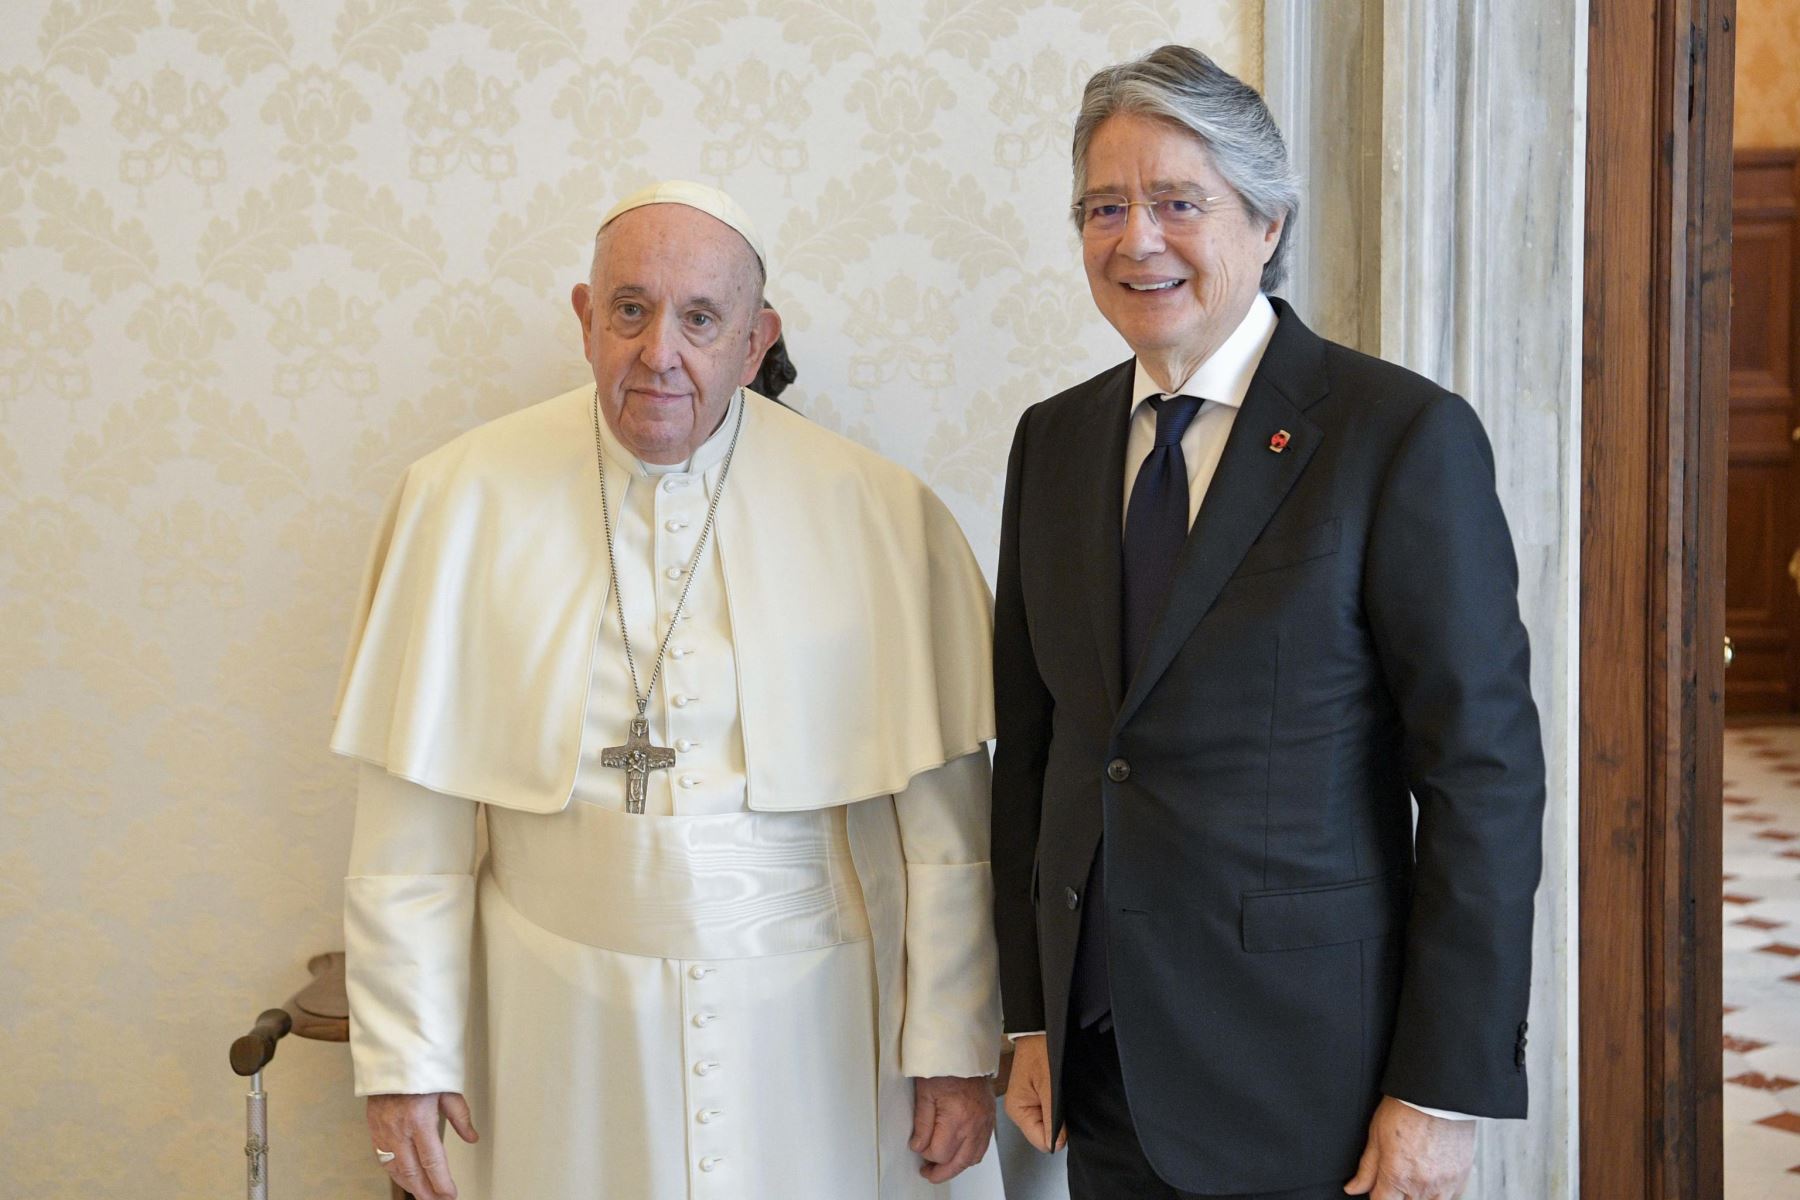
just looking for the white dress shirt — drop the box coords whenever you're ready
[1122,290,1277,530]
[1015,292,1475,1124]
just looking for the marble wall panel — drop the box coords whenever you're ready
[1266,2,1584,1195]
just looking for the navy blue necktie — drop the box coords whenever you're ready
[1072,392,1205,1031]
[1122,393,1206,674]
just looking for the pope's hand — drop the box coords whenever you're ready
[1343,1095,1475,1200]
[910,1074,995,1183]
[1001,1034,1066,1154]
[366,1092,478,1200]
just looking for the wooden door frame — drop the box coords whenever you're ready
[1581,1,1733,1197]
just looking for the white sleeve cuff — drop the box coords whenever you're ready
[1396,1098,1478,1121]
[898,861,1002,1079]
[344,873,474,1096]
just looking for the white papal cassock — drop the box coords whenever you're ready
[334,386,1005,1199]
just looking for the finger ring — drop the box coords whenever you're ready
[375,1149,397,1165]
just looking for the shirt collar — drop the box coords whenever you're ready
[1129,292,1279,415]
[595,386,745,480]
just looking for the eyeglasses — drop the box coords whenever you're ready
[1072,189,1225,236]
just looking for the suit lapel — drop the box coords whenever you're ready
[1076,363,1134,714]
[1113,302,1329,731]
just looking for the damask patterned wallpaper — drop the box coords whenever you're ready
[1734,0,1800,147]
[0,1,1260,1195]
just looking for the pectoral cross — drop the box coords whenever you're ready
[600,716,676,815]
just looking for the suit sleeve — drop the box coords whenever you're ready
[991,409,1054,1036]
[343,764,478,1097]
[893,749,1003,1079]
[1362,393,1545,1118]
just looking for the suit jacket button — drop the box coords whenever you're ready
[1106,758,1131,783]
[1065,887,1080,910]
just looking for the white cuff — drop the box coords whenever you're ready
[344,873,474,1096]
[1396,1098,1477,1121]
[898,861,1002,1079]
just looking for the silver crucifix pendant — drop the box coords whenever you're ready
[599,715,677,814]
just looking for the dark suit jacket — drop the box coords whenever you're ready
[991,299,1545,1194]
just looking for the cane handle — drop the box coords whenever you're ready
[230,1009,294,1076]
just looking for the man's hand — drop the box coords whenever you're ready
[367,1092,478,1200]
[1001,1034,1066,1154]
[910,1074,996,1183]
[1343,1096,1475,1200]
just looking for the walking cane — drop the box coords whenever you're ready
[231,1008,294,1200]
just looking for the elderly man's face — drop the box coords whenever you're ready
[571,205,779,464]
[1079,113,1283,384]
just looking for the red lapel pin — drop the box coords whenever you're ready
[1268,429,1291,454]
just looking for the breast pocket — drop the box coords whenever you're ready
[1232,517,1341,580]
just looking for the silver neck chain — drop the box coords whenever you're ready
[591,387,746,719]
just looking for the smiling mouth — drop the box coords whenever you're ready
[1122,280,1184,292]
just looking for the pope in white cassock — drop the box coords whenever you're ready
[331,180,1007,1200]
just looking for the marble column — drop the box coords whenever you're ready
[1264,3,1585,1197]
[1261,0,1385,351]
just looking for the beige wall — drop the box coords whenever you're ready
[0,2,1259,1195]
[1735,0,1800,147]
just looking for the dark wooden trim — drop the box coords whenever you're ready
[1682,4,1731,1193]
[1580,2,1732,1197]
[1734,147,1800,168]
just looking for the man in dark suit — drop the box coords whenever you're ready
[992,45,1545,1200]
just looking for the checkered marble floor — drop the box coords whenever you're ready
[1724,724,1800,1197]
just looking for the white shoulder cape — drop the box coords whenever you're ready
[330,386,995,813]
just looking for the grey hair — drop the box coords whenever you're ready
[1072,44,1301,292]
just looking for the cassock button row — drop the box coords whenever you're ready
[671,645,690,659]
[694,1060,721,1076]
[699,1155,723,1172]
[690,965,712,980]
[665,518,689,532]
[1065,887,1080,910]
[679,775,699,789]
[676,738,697,752]
[666,566,684,580]
[696,1108,722,1124]
[1106,758,1131,782]
[663,478,688,493]
[673,694,694,708]
[692,1012,717,1027]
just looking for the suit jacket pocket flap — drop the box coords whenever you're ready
[1233,517,1341,580]
[1241,870,1407,953]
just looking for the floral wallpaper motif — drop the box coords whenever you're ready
[1735,0,1800,148]
[0,1,1259,1195]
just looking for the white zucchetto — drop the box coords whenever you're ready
[597,179,767,275]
